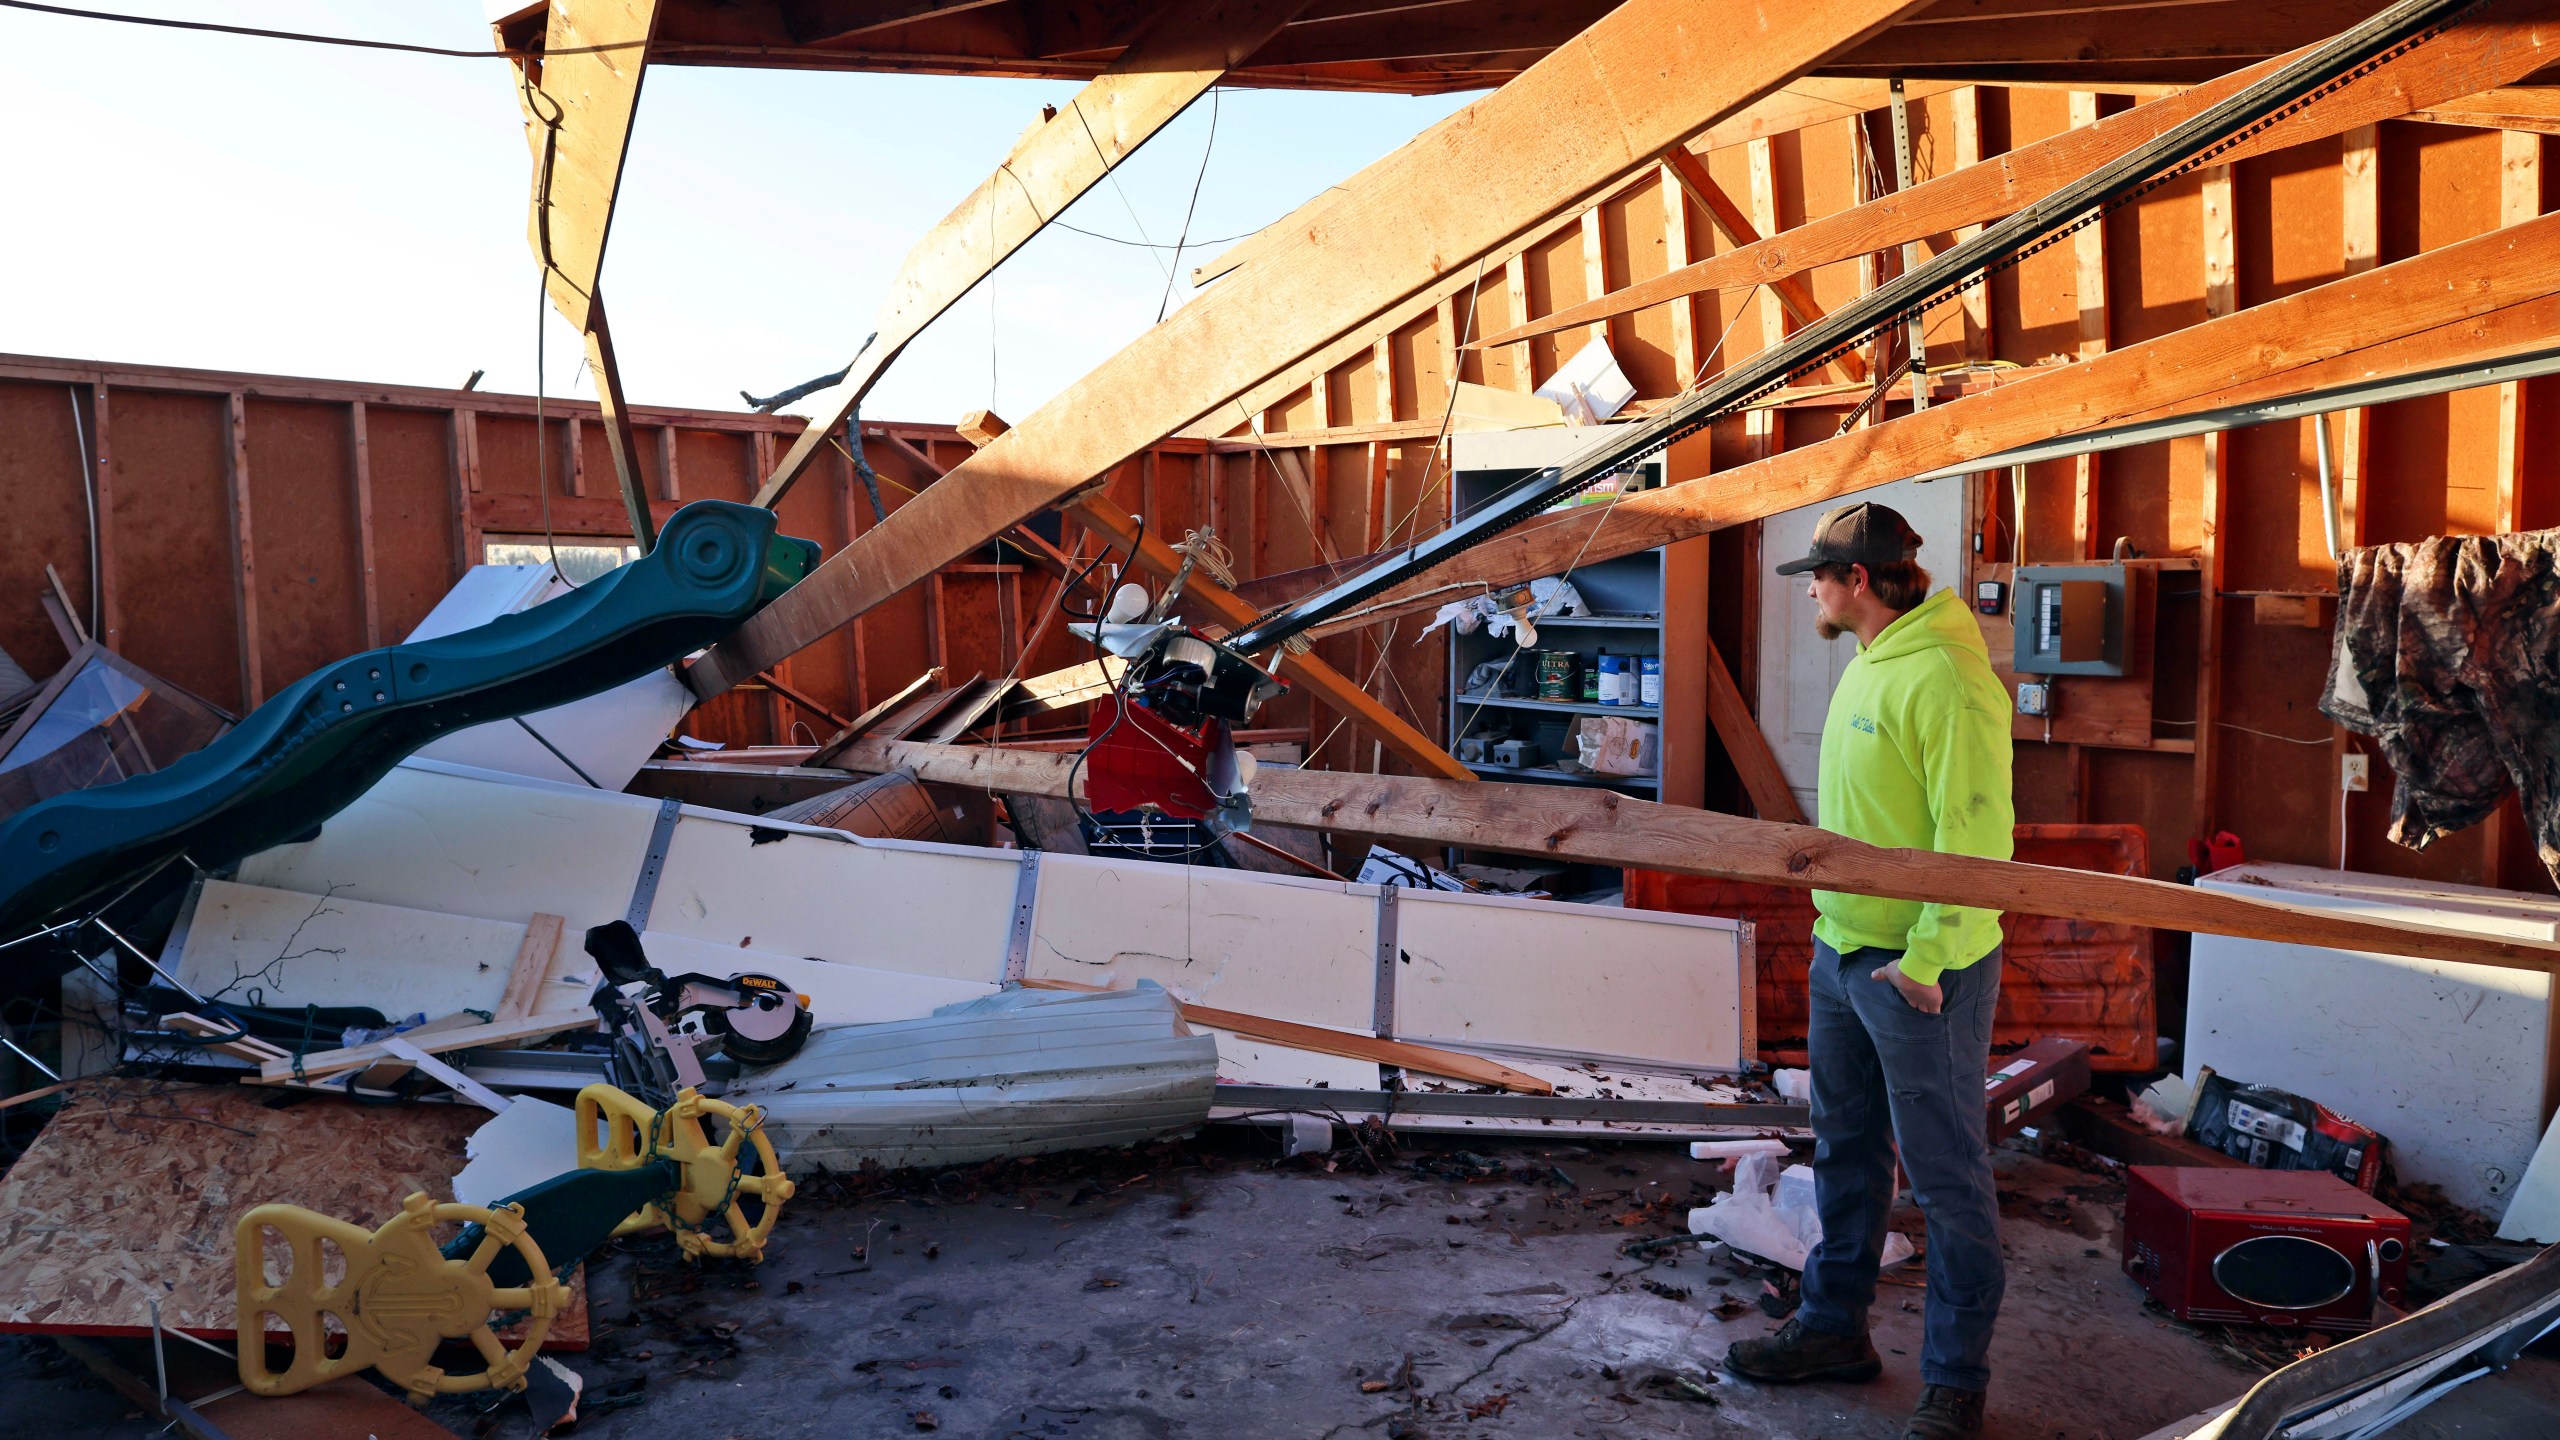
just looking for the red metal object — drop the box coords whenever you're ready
[1625,824,2156,1071]
[2188,829,2245,875]
[1983,1037,2091,1142]
[2122,1165,2410,1332]
[1082,692,1221,820]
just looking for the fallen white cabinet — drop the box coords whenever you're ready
[2189,862,2559,1216]
[727,984,1219,1172]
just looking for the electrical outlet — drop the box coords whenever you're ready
[2015,681,2052,717]
[2342,754,2370,792]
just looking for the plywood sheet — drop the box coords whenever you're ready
[0,1079,583,1345]
[1393,890,1747,1070]
[172,879,589,1022]
[1025,858,1380,1033]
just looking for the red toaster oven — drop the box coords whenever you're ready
[2122,1166,2410,1333]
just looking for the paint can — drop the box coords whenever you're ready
[1597,650,1626,706]
[1537,650,1574,700]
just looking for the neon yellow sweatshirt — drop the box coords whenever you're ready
[1811,587,2015,985]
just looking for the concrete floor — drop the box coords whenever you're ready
[8,1132,2556,1439]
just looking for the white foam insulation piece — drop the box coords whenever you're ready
[1394,889,1750,1071]
[1023,858,1379,1032]
[405,565,692,792]
[170,878,590,1021]
[234,760,1757,1092]
[453,1097,579,1207]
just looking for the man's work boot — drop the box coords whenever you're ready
[1901,1383,1987,1439]
[1719,1318,1883,1383]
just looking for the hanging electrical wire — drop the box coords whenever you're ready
[1157,89,1221,324]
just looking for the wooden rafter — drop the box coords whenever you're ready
[1659,145,1869,382]
[1821,0,2387,75]
[1319,209,2560,634]
[513,0,665,547]
[1063,495,1471,779]
[845,738,2560,976]
[688,0,1939,699]
[1474,7,2557,352]
[751,0,1317,508]
[1192,78,1964,290]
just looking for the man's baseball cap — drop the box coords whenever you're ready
[1773,501,1923,576]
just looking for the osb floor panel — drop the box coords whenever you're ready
[7,1136,2558,1438]
[0,1078,584,1346]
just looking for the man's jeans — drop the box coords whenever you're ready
[1797,939,2006,1393]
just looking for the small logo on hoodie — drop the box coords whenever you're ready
[1849,713,1877,735]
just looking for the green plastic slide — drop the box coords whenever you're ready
[0,500,817,946]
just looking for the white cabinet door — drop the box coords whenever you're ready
[1755,477,1970,824]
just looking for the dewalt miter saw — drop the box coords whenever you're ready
[582,919,813,1104]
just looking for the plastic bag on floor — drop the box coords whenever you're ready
[1687,1153,1914,1271]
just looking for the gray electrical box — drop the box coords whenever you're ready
[2012,563,2128,676]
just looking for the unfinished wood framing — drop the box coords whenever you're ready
[689,0,1936,698]
[1315,211,2560,637]
[1469,13,2556,352]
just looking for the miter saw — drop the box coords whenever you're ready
[582,919,813,1103]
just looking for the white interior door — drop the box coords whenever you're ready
[1755,478,1969,824]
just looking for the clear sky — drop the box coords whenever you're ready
[0,2,1476,423]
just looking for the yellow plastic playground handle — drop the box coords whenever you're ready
[234,1191,568,1401]
[575,1083,796,1261]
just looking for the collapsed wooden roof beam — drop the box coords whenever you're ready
[1658,145,1869,383]
[936,419,1474,779]
[513,0,666,549]
[750,0,1319,510]
[690,0,1937,697]
[1476,4,2557,352]
[1320,207,2560,634]
[1064,496,1470,778]
[844,737,2560,976]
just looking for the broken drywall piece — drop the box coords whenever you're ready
[237,760,1022,984]
[727,983,1217,1172]
[454,1096,579,1208]
[2498,1106,2560,1243]
[1533,336,1636,424]
[406,565,692,791]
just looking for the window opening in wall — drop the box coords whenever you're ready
[481,536,640,586]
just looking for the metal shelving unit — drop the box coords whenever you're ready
[1444,430,1668,801]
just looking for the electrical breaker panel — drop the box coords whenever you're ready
[2011,563,2128,676]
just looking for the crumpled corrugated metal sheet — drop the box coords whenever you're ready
[726,982,1219,1173]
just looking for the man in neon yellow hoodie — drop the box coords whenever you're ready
[1722,502,2014,1440]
